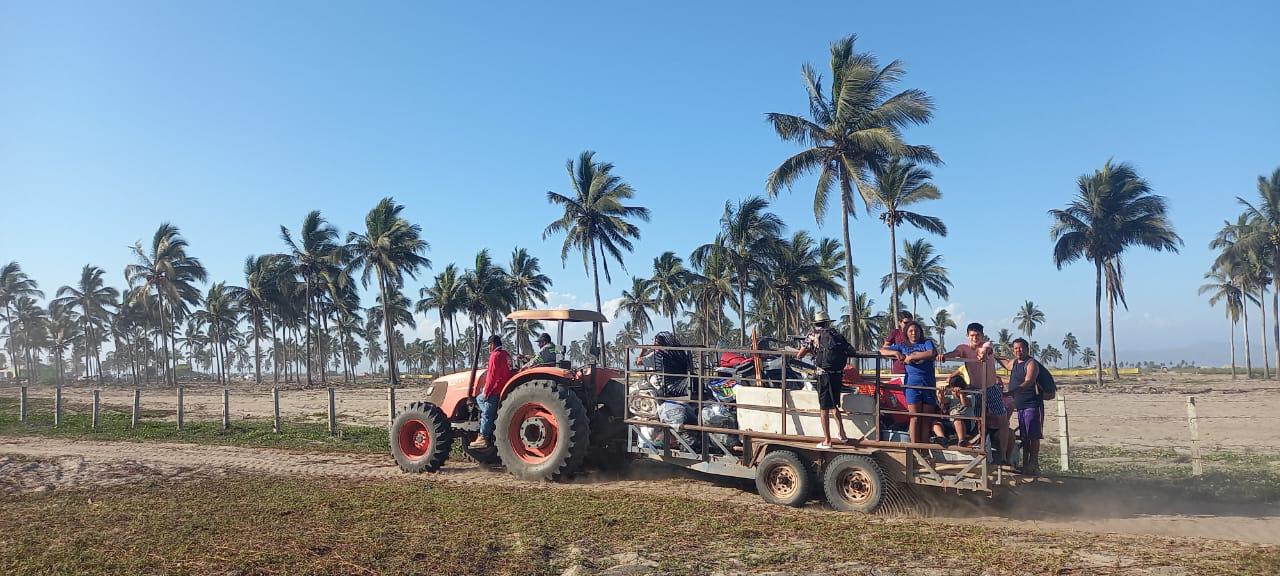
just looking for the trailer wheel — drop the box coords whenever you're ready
[495,381,590,481]
[755,449,813,507]
[390,401,453,473]
[822,454,885,513]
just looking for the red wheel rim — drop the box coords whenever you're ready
[507,402,560,465]
[398,418,431,459]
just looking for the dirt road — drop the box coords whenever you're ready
[3,435,1278,546]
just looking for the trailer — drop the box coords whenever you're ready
[623,344,1012,512]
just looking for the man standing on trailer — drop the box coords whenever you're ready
[795,311,852,448]
[996,338,1042,475]
[470,335,512,450]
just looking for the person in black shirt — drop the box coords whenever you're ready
[795,311,852,448]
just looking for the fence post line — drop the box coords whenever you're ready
[54,386,62,427]
[388,387,396,426]
[1056,394,1070,472]
[176,386,185,431]
[92,389,101,430]
[327,387,337,436]
[131,389,141,429]
[1186,396,1203,476]
[272,387,281,434]
[222,388,230,430]
[19,386,27,422]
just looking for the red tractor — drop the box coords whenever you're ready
[389,309,628,481]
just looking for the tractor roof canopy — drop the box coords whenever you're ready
[506,309,608,323]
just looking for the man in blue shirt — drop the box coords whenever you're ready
[879,321,941,446]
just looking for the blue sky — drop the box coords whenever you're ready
[2,1,1277,367]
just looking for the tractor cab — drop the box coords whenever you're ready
[506,308,608,370]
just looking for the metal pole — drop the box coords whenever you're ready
[222,388,230,430]
[388,386,396,426]
[131,389,141,429]
[327,387,337,436]
[780,355,789,436]
[272,387,281,434]
[176,386,184,430]
[1056,394,1070,472]
[19,386,27,422]
[1186,396,1203,476]
[92,389,101,429]
[54,386,62,427]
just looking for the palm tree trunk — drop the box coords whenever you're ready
[1260,287,1270,379]
[840,191,857,348]
[156,289,172,386]
[376,270,399,385]
[737,275,748,347]
[1242,300,1254,378]
[269,315,280,385]
[304,281,313,385]
[1108,289,1120,380]
[437,310,447,374]
[320,308,330,384]
[889,224,901,322]
[589,240,605,361]
[252,309,262,385]
[1093,260,1104,386]
[1272,285,1278,380]
[1229,317,1238,380]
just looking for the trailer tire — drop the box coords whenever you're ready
[496,381,590,481]
[822,454,885,513]
[755,449,813,507]
[390,401,453,473]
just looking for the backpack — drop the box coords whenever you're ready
[1035,359,1057,400]
[813,328,852,372]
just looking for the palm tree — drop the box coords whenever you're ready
[882,239,951,317]
[766,231,839,336]
[867,159,947,317]
[814,238,847,313]
[651,251,692,333]
[125,224,208,385]
[1062,333,1080,369]
[686,250,735,346]
[12,296,49,383]
[46,301,81,386]
[618,276,657,341]
[53,265,118,384]
[692,197,784,344]
[766,35,939,348]
[461,249,515,335]
[1202,269,1247,379]
[1051,160,1182,385]
[193,282,242,385]
[1042,345,1063,367]
[507,248,552,355]
[1229,168,1280,379]
[417,264,464,373]
[1014,301,1046,339]
[932,309,956,351]
[1081,347,1096,367]
[843,292,885,352]
[1213,215,1263,377]
[0,262,43,380]
[347,198,431,386]
[544,151,650,356]
[280,211,343,385]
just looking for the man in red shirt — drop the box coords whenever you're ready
[882,311,915,374]
[470,335,512,450]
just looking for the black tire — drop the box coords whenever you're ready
[390,401,453,473]
[495,381,591,481]
[755,449,814,507]
[458,430,503,466]
[822,454,885,513]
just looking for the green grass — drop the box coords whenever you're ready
[0,396,390,454]
[1,473,1275,575]
[1041,444,1280,503]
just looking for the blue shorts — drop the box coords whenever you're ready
[905,386,938,407]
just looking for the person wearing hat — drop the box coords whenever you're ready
[523,333,557,368]
[795,311,853,448]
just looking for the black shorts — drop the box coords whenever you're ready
[817,372,842,410]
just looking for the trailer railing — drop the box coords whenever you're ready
[622,344,996,493]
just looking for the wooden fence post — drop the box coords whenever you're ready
[1056,393,1070,472]
[92,389,101,430]
[131,389,140,429]
[1186,396,1203,476]
[327,387,337,436]
[388,387,396,426]
[222,388,230,430]
[272,387,281,434]
[19,386,27,422]
[176,386,185,431]
[54,386,62,427]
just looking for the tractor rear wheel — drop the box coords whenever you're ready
[495,381,590,481]
[390,401,452,473]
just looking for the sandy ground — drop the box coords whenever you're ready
[8,373,1280,454]
[2,435,1279,547]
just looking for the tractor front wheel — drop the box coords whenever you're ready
[495,381,590,481]
[390,401,452,473]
